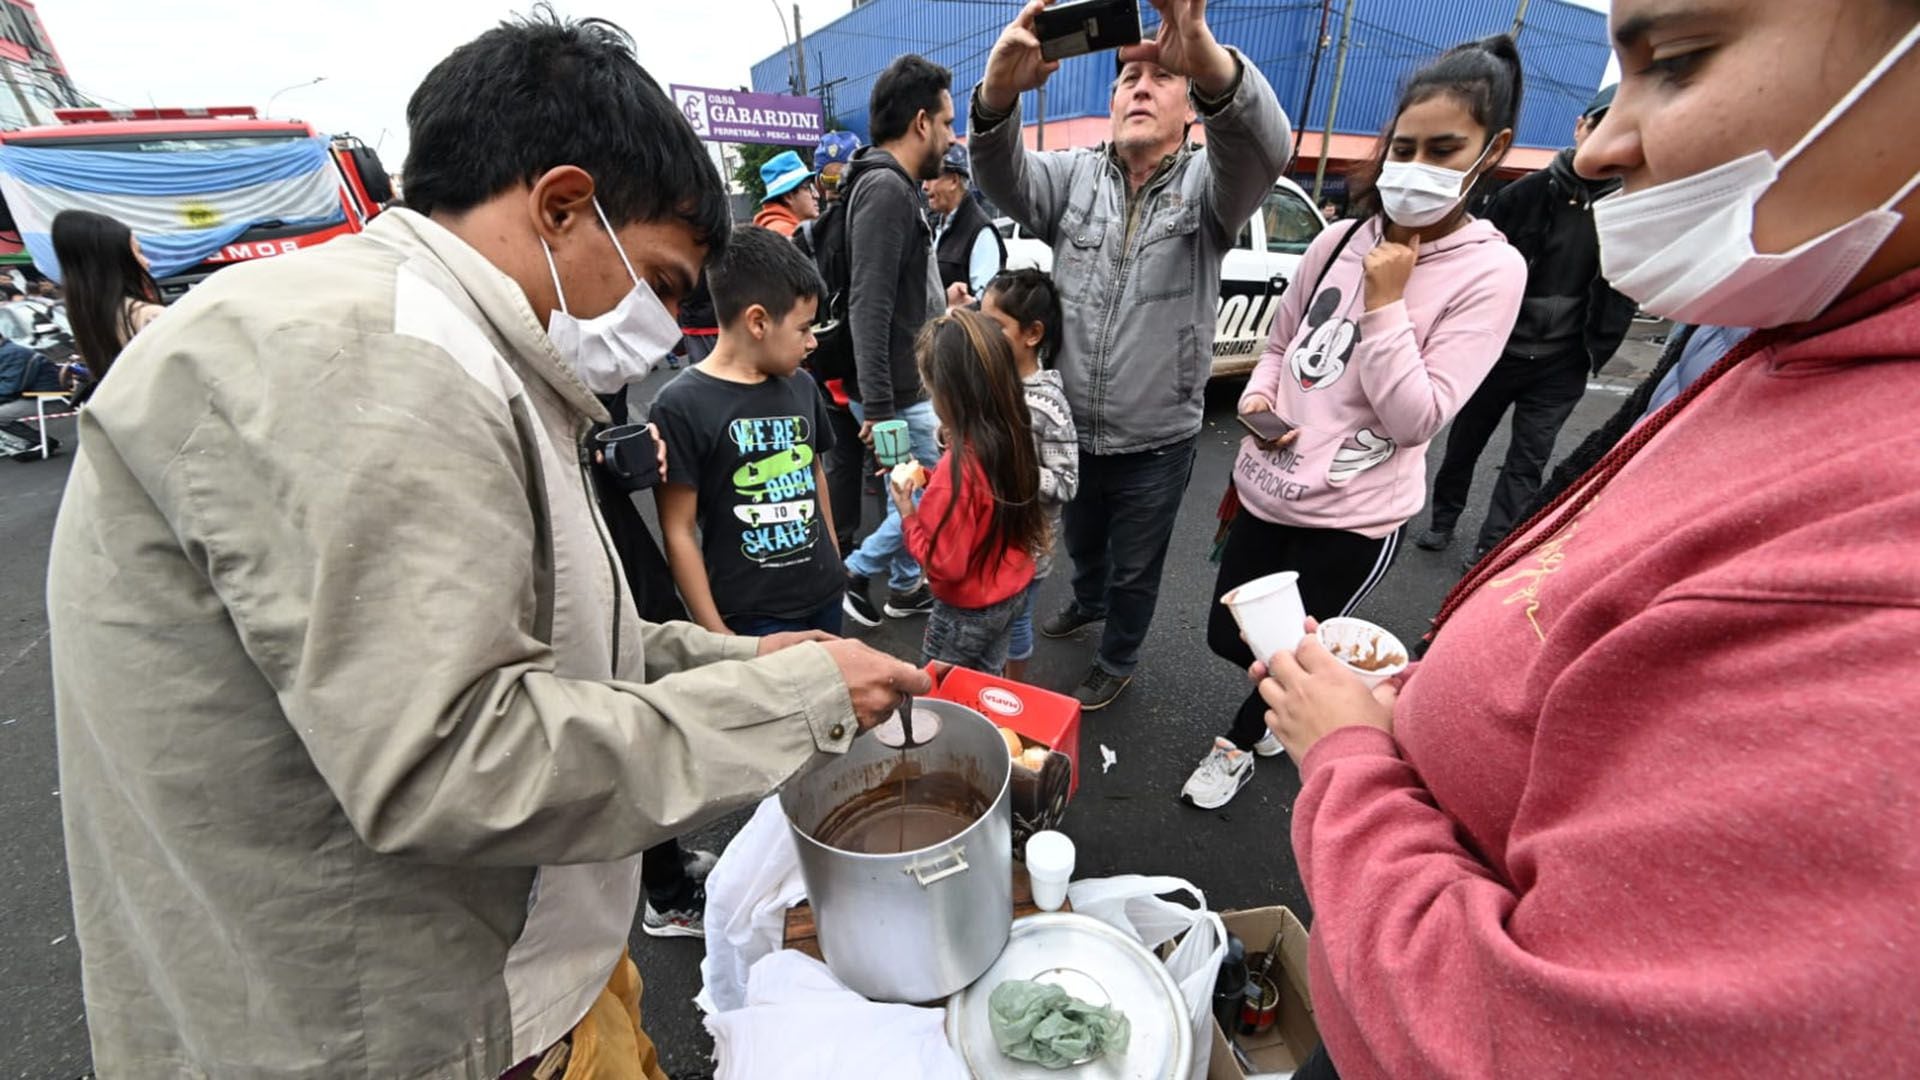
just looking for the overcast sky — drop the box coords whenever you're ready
[39,0,1614,169]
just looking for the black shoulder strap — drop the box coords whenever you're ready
[1305,216,1368,301]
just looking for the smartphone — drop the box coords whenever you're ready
[1237,410,1295,443]
[1034,0,1144,62]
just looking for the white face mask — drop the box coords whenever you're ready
[1376,139,1495,228]
[541,196,684,395]
[1594,20,1920,329]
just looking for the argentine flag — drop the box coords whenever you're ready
[0,135,347,280]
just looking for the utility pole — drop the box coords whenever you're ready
[769,0,797,93]
[1510,0,1533,37]
[815,75,845,127]
[1312,0,1358,202]
[792,5,808,99]
[1293,0,1333,163]
[1036,85,1047,150]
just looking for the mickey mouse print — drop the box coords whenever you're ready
[1290,286,1361,393]
[1281,281,1400,488]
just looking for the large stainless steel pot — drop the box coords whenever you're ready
[781,697,1013,1003]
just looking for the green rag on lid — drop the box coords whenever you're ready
[988,979,1132,1069]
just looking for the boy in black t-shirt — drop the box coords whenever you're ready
[653,226,845,635]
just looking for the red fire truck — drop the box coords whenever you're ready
[0,105,392,297]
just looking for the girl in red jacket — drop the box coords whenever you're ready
[1257,2,1920,1078]
[892,309,1046,674]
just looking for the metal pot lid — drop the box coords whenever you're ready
[945,913,1193,1080]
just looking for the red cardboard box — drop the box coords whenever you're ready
[929,666,1083,797]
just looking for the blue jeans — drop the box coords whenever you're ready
[844,399,941,593]
[922,590,1028,676]
[1063,436,1198,677]
[1007,579,1041,663]
[731,600,844,637]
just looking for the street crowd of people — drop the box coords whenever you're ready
[32,0,1920,1075]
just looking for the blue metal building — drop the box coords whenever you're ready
[750,0,1610,164]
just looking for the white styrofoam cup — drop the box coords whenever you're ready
[1025,830,1075,913]
[1316,616,1411,690]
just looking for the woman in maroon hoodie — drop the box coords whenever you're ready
[1258,1,1920,1077]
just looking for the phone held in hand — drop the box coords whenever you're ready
[1033,0,1144,61]
[1237,410,1295,443]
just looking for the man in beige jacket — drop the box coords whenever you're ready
[45,13,925,1079]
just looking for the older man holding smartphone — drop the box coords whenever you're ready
[969,0,1291,709]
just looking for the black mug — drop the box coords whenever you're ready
[591,423,661,492]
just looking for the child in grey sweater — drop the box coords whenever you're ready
[981,270,1077,681]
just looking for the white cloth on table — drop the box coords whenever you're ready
[696,796,807,1015]
[704,950,968,1080]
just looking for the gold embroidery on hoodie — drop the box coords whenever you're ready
[1490,504,1592,642]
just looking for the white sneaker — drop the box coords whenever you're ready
[1253,731,1285,758]
[1181,738,1255,810]
[642,888,706,939]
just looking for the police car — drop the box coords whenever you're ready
[996,176,1327,378]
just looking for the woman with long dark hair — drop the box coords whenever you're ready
[52,209,161,386]
[1260,0,1920,1075]
[1181,36,1527,811]
[891,308,1049,674]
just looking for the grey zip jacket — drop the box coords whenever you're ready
[970,51,1291,454]
[46,209,858,1078]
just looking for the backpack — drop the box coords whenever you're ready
[795,192,858,392]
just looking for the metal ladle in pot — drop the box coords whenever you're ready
[872,691,941,749]
[871,691,943,854]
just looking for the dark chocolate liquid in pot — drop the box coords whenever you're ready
[813,766,990,855]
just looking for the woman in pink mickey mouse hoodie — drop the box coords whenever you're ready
[1180,36,1526,811]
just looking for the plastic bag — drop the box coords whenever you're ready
[1067,875,1228,1080]
[697,796,807,1015]
[989,978,1132,1068]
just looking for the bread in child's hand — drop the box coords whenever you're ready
[890,461,928,491]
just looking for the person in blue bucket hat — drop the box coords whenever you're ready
[753,150,819,237]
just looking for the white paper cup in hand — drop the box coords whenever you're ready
[1025,830,1075,913]
[1316,617,1410,690]
[1222,571,1308,667]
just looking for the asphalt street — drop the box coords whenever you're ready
[0,326,1667,1079]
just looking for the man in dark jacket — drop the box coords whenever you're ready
[838,54,953,627]
[1420,85,1637,565]
[926,143,1006,303]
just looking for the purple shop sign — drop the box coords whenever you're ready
[670,85,824,146]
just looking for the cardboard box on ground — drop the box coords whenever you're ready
[1206,907,1320,1080]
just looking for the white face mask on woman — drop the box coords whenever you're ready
[1376,139,1495,228]
[541,196,683,395]
[1593,20,1920,329]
